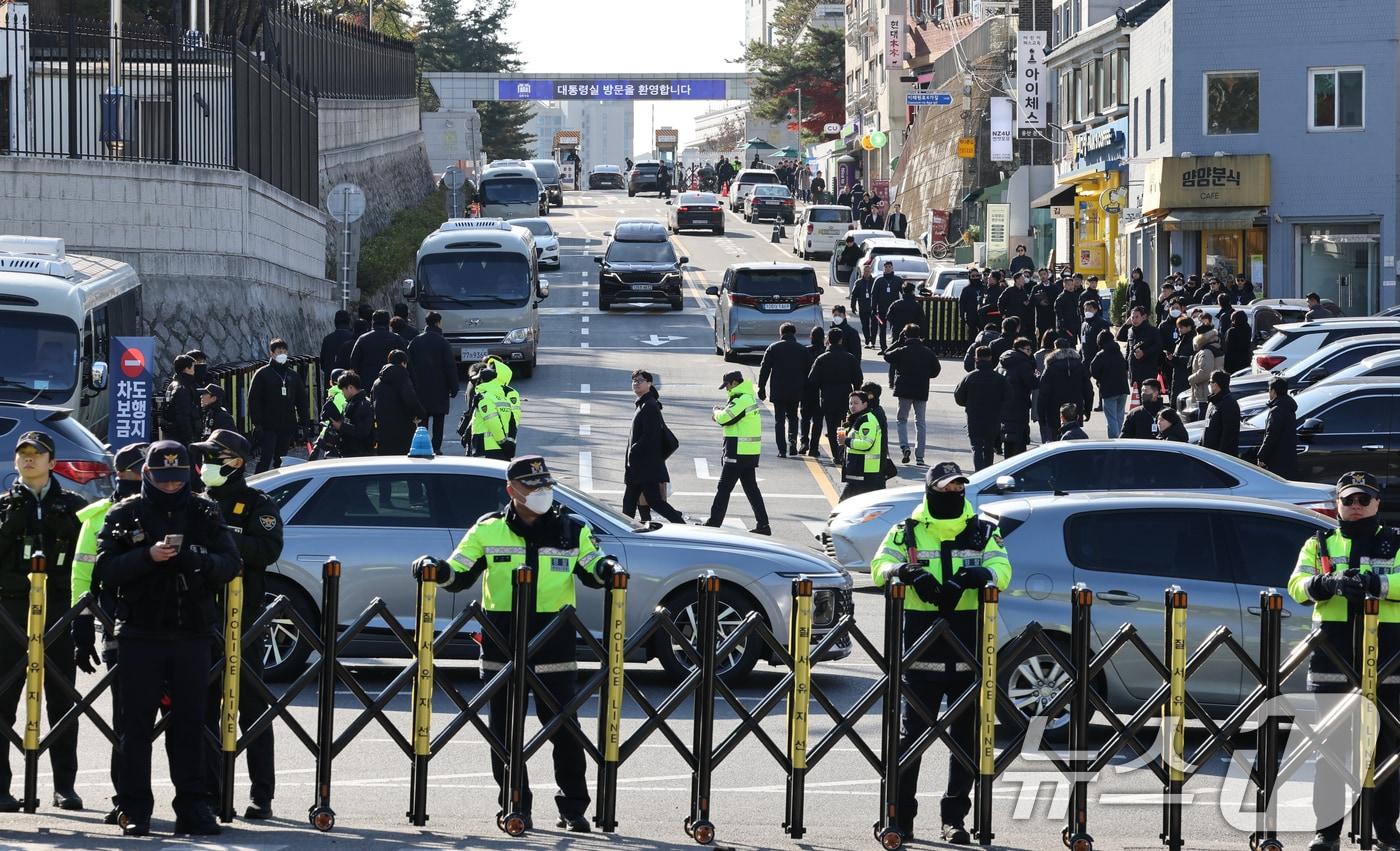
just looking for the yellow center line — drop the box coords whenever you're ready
[801,452,840,508]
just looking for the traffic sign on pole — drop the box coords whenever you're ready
[906,91,953,106]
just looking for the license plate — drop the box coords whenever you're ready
[630,284,654,291]
[459,348,488,362]
[761,303,790,311]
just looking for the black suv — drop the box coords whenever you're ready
[595,221,688,311]
[627,162,664,196]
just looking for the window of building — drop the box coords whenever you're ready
[1105,51,1118,107]
[1072,0,1080,34]
[1132,96,1138,156]
[1309,67,1364,130]
[1204,71,1259,135]
[1117,52,1129,106]
[1072,67,1083,122]
[1058,71,1071,130]
[1144,87,1151,150]
[1158,78,1165,143]
[1092,58,1104,115]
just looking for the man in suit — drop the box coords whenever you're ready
[886,204,909,240]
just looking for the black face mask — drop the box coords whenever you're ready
[925,488,965,519]
[1340,515,1381,541]
[141,474,190,513]
[114,478,141,499]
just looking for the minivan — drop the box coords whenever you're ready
[404,219,548,378]
[529,159,564,207]
[707,263,823,360]
[477,167,548,220]
[596,221,688,311]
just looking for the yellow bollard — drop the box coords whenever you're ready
[218,573,244,822]
[1362,596,1380,792]
[23,552,46,813]
[787,579,813,772]
[1166,589,1188,783]
[603,575,627,764]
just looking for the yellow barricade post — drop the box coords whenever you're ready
[218,572,243,823]
[783,577,814,839]
[1359,595,1381,847]
[22,551,46,813]
[594,569,628,832]
[974,585,999,844]
[408,561,437,826]
[1162,587,1188,851]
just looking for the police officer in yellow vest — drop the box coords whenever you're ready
[1288,471,1400,851]
[413,455,623,833]
[870,461,1011,846]
[484,356,522,452]
[466,361,512,461]
[840,389,884,502]
[703,371,771,535]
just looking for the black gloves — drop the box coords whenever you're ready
[595,556,627,581]
[411,555,449,584]
[895,563,942,602]
[1338,569,1383,601]
[72,616,99,674]
[1308,572,1342,601]
[955,566,996,589]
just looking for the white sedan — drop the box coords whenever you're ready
[509,217,560,268]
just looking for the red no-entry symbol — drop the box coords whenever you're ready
[119,347,146,379]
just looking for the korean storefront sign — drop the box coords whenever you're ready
[1142,154,1271,211]
[986,204,1010,267]
[1015,31,1046,137]
[884,15,904,70]
[990,97,1013,162]
[108,336,155,447]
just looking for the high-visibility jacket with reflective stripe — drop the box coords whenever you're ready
[485,357,521,440]
[843,409,882,478]
[714,379,761,459]
[469,385,508,451]
[1288,527,1400,623]
[870,499,1011,612]
[446,512,602,612]
[71,498,112,606]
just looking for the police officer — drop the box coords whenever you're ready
[485,356,522,454]
[466,361,512,460]
[95,441,240,836]
[70,442,148,824]
[190,429,284,820]
[870,461,1011,845]
[1288,471,1400,851]
[412,456,623,833]
[0,431,88,812]
[840,390,883,502]
[703,371,771,535]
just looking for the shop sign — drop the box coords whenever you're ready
[986,204,1010,265]
[1119,207,1142,222]
[884,15,904,70]
[1050,205,1075,219]
[1099,187,1126,214]
[1015,31,1047,137]
[957,137,976,158]
[1072,122,1124,161]
[928,209,950,244]
[990,97,1014,162]
[1076,242,1106,275]
[1143,154,1270,211]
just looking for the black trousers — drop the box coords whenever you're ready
[706,459,769,528]
[117,635,211,820]
[621,482,685,524]
[800,397,823,452]
[821,407,844,461]
[772,400,800,456]
[205,569,275,806]
[858,309,876,344]
[877,316,890,351]
[897,668,977,830]
[255,429,292,473]
[0,595,78,795]
[969,435,996,471]
[1297,679,1400,840]
[427,413,447,454]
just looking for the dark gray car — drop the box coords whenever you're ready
[0,403,113,501]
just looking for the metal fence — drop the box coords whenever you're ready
[260,0,416,100]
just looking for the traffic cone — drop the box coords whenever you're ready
[720,181,729,197]
[771,223,782,243]
[407,426,434,458]
[1127,382,1140,412]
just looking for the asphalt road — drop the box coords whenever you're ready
[3,190,1323,850]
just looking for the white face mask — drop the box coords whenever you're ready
[273,353,289,365]
[200,463,232,488]
[832,315,846,325]
[1084,309,1097,318]
[1169,308,1182,317]
[522,486,554,514]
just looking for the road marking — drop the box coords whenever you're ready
[694,458,715,480]
[580,342,590,348]
[641,334,685,346]
[581,315,589,323]
[580,383,590,394]
[802,454,840,508]
[579,402,591,415]
[581,327,590,335]
[578,451,593,491]
[579,424,591,436]
[589,489,830,499]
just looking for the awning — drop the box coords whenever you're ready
[1160,207,1264,231]
[1031,185,1076,209]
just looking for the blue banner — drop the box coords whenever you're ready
[108,336,156,448]
[496,79,728,101]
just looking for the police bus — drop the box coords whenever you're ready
[403,219,547,378]
[0,235,143,432]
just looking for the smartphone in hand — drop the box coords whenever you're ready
[162,534,184,554]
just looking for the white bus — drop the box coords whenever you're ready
[477,165,548,220]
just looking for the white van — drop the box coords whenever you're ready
[792,204,854,259]
[728,168,781,212]
[477,166,548,219]
[404,219,547,378]
[0,236,142,432]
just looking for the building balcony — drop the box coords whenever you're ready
[846,85,874,112]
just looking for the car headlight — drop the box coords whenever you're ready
[812,590,836,627]
[502,327,533,344]
[837,504,894,526]
[603,271,622,280]
[662,271,681,280]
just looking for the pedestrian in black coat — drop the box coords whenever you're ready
[1038,339,1094,435]
[1078,302,1111,367]
[1031,274,1061,339]
[871,263,902,351]
[808,328,863,461]
[337,318,368,369]
[1128,268,1151,313]
[998,339,1038,457]
[997,275,1032,338]
[799,326,827,455]
[1201,370,1241,457]
[247,339,309,473]
[885,284,925,343]
[831,306,863,356]
[1223,310,1254,373]
[849,269,876,345]
[623,371,684,523]
[987,317,1020,364]
[1120,379,1165,439]
[837,238,863,285]
[1116,307,1161,386]
[964,323,1001,372]
[1169,316,1196,402]
[757,323,813,457]
[198,385,238,440]
[1255,377,1298,479]
[371,351,425,455]
[1058,404,1090,440]
[883,325,940,465]
[329,372,375,457]
[160,354,204,446]
[954,347,1009,470]
[349,311,400,380]
[406,312,458,454]
[1156,407,1189,442]
[958,272,986,338]
[319,310,355,378]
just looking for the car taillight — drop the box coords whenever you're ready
[54,460,110,484]
[795,294,820,307]
[678,207,690,213]
[730,293,759,307]
[782,200,793,205]
[806,223,814,233]
[709,206,722,212]
[1303,502,1338,518]
[1255,354,1286,370]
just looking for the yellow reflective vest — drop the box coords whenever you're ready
[714,379,761,459]
[444,508,603,613]
[870,499,1012,612]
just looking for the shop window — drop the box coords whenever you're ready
[1087,60,1099,115]
[1072,67,1083,122]
[1204,71,1259,135]
[1309,67,1364,131]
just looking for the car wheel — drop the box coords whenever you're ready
[515,359,535,379]
[599,299,611,312]
[654,586,764,683]
[261,577,318,683]
[723,348,738,363]
[997,634,1083,745]
[670,298,684,311]
[713,227,724,236]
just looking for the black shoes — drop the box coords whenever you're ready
[244,800,274,819]
[0,792,18,813]
[103,807,121,825]
[121,817,151,837]
[52,788,83,810]
[901,449,911,464]
[557,815,591,832]
[751,525,772,536]
[174,806,222,836]
[942,823,972,844]
[778,451,787,458]
[1307,833,1339,851]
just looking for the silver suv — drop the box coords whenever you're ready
[707,263,823,361]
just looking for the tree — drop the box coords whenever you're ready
[739,0,844,146]
[698,114,746,152]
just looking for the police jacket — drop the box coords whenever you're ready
[1288,523,1400,682]
[758,336,814,405]
[205,476,284,573]
[953,363,1008,439]
[842,408,882,482]
[883,339,941,401]
[202,404,238,441]
[93,492,240,638]
[809,347,863,410]
[714,380,762,462]
[338,392,376,457]
[871,499,1011,660]
[161,373,204,446]
[407,326,458,416]
[248,360,308,433]
[0,479,87,598]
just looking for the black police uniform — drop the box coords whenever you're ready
[194,431,285,814]
[94,443,240,832]
[0,465,87,806]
